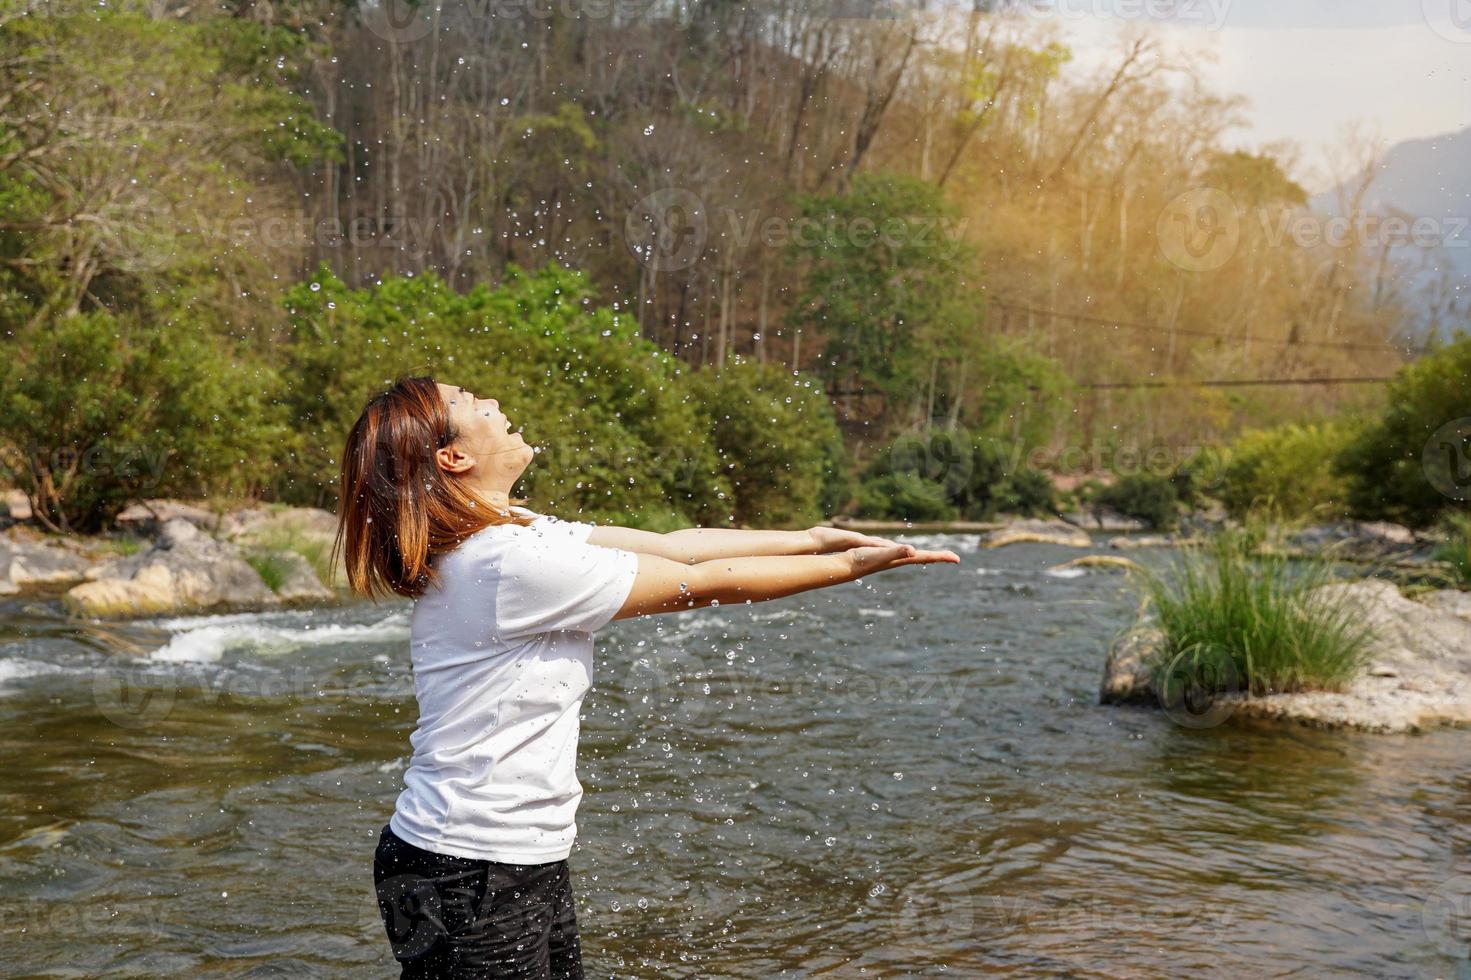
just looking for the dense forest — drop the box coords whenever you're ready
[2,0,1466,531]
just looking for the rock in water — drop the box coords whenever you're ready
[0,528,94,590]
[1100,626,1165,706]
[1048,555,1144,575]
[1099,580,1471,733]
[981,519,1091,550]
[64,519,277,618]
[1288,521,1421,562]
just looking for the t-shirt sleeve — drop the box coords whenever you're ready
[496,531,639,638]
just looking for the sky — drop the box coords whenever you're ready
[1016,0,1471,188]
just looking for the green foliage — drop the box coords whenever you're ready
[1222,422,1356,521]
[1435,511,1471,586]
[280,265,814,527]
[1094,473,1180,531]
[1340,336,1471,527]
[856,472,958,522]
[1202,150,1308,209]
[245,550,290,594]
[1142,532,1376,696]
[0,310,288,532]
[855,428,1055,521]
[687,359,850,526]
[787,173,980,418]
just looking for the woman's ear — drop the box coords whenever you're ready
[434,444,475,475]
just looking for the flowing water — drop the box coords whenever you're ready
[0,535,1466,978]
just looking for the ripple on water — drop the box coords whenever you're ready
[0,537,1465,977]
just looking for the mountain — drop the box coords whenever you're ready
[1310,126,1471,336]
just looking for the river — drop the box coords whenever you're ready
[0,535,1465,977]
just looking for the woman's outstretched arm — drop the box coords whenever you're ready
[611,543,960,620]
[587,524,899,564]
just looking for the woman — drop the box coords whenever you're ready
[335,376,959,979]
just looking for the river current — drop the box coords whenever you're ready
[0,535,1465,977]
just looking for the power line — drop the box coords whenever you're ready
[991,298,1429,356]
[1067,376,1393,391]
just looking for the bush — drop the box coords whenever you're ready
[1094,473,1180,530]
[687,359,850,527]
[0,310,288,532]
[1339,335,1471,527]
[1221,422,1356,521]
[854,429,1055,521]
[1142,532,1376,696]
[279,264,731,527]
[855,472,958,522]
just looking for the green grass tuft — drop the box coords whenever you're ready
[1141,531,1376,696]
[244,550,289,593]
[1434,512,1471,587]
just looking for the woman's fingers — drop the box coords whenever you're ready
[847,544,959,576]
[892,549,961,566]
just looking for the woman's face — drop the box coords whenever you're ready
[436,381,533,483]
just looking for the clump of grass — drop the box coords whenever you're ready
[243,525,333,586]
[1434,512,1471,587]
[244,550,290,593]
[1141,531,1376,696]
[99,534,146,558]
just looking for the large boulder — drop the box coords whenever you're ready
[64,519,277,618]
[1099,580,1471,733]
[258,549,335,604]
[982,519,1091,550]
[223,506,344,590]
[0,527,95,591]
[114,498,221,536]
[1287,521,1422,562]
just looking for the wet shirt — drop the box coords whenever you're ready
[389,507,638,864]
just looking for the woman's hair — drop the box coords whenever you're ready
[332,375,535,600]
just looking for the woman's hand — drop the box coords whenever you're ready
[806,525,903,553]
[845,543,961,577]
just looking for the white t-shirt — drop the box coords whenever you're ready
[388,506,639,864]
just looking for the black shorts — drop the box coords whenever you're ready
[372,823,583,980]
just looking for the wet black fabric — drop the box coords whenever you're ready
[372,824,583,979]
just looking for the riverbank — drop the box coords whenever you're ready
[2,496,1459,615]
[0,498,343,617]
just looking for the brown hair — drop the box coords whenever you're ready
[332,375,535,600]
